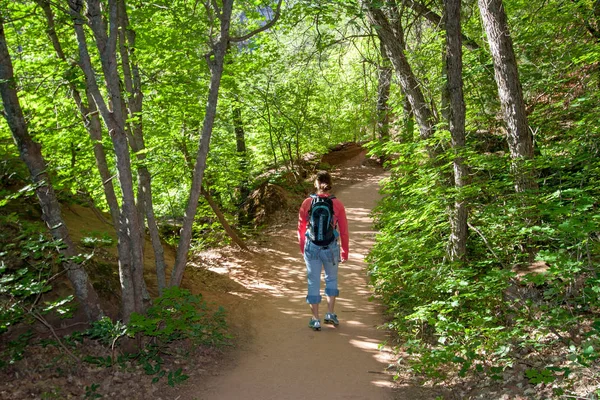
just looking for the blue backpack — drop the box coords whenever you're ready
[307,194,336,246]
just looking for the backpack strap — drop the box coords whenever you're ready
[308,194,336,215]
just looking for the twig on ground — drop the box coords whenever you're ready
[30,311,80,363]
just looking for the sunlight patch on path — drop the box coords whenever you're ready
[189,166,398,400]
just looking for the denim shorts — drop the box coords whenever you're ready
[303,240,340,304]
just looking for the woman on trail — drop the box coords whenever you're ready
[298,171,349,331]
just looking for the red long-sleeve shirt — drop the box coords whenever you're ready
[298,194,349,261]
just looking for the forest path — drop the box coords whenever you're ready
[181,166,423,400]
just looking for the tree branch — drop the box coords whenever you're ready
[401,0,480,50]
[31,311,81,362]
[467,222,504,266]
[230,0,284,43]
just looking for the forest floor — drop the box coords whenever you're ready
[1,145,597,399]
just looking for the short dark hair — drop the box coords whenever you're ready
[315,171,332,191]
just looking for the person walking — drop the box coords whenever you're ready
[298,171,349,331]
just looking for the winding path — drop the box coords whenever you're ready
[191,167,397,400]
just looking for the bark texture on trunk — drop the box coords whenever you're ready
[170,2,232,285]
[0,18,102,321]
[69,0,145,320]
[170,0,285,285]
[38,0,120,228]
[365,1,436,141]
[116,0,167,295]
[376,36,392,141]
[478,0,536,192]
[444,0,468,260]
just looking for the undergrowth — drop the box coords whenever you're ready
[366,91,600,396]
[0,213,230,395]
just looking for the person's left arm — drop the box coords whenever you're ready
[334,199,349,262]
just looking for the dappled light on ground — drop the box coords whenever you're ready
[185,166,407,400]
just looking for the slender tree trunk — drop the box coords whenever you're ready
[402,96,415,142]
[376,36,393,141]
[478,0,536,192]
[116,0,167,294]
[264,82,278,167]
[365,1,436,141]
[0,18,102,321]
[233,100,250,204]
[233,105,247,155]
[170,0,283,285]
[233,100,253,224]
[69,0,145,320]
[201,187,249,251]
[170,0,235,287]
[38,0,120,228]
[178,139,249,252]
[444,0,468,260]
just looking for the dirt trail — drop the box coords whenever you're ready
[186,166,398,400]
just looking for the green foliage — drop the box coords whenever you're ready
[128,287,229,347]
[368,64,600,379]
[85,316,127,346]
[0,214,76,333]
[0,330,33,367]
[133,345,189,386]
[80,232,114,249]
[0,0,376,263]
[77,289,224,386]
[167,368,189,387]
[84,383,102,399]
[525,367,557,385]
[2,0,598,394]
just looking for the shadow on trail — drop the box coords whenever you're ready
[182,166,447,400]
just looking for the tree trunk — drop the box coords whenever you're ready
[444,0,468,260]
[69,0,145,321]
[0,18,103,321]
[116,0,167,295]
[233,105,247,155]
[365,1,437,141]
[178,139,250,253]
[263,80,278,167]
[170,0,234,286]
[376,35,392,141]
[478,0,536,192]
[232,99,252,224]
[169,0,287,285]
[201,187,249,251]
[38,0,121,229]
[233,100,250,199]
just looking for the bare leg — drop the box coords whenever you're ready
[310,303,319,320]
[326,295,336,314]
